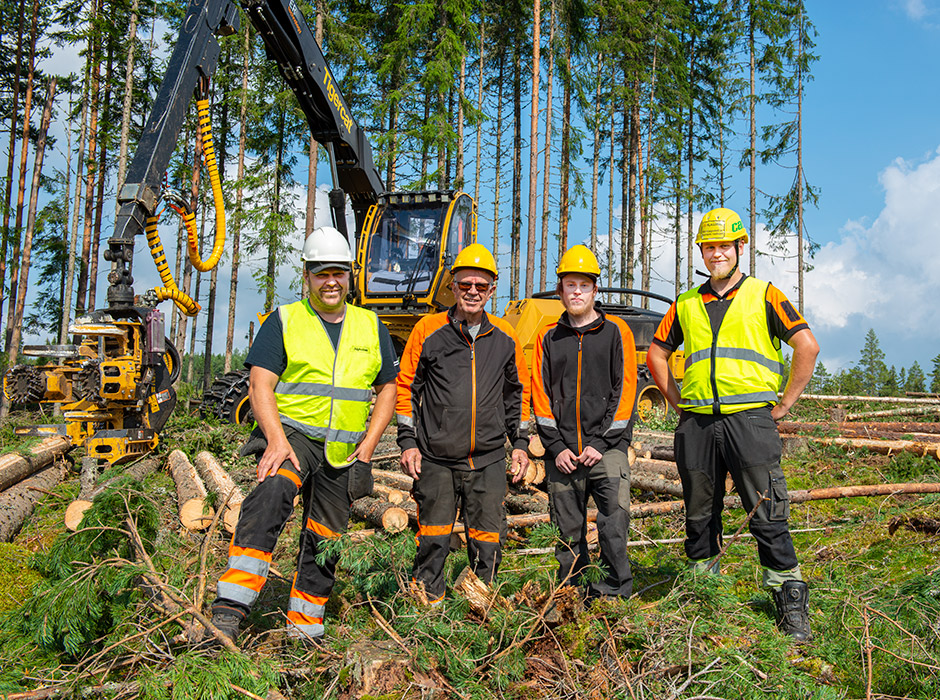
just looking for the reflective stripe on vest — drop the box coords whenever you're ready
[275,300,382,466]
[676,276,783,414]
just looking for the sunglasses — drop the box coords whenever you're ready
[455,281,492,293]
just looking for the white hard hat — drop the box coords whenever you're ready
[302,226,354,273]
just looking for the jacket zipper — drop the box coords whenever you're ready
[576,332,583,454]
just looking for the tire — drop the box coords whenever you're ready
[634,371,672,428]
[201,369,253,424]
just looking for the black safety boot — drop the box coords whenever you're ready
[772,580,812,643]
[210,611,242,645]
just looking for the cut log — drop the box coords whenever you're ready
[633,458,680,481]
[815,436,940,461]
[787,482,940,503]
[527,434,545,458]
[504,489,550,514]
[800,394,940,405]
[350,496,409,532]
[371,482,408,504]
[631,473,683,498]
[372,468,414,491]
[632,442,675,462]
[194,451,246,533]
[453,566,509,617]
[523,458,545,486]
[0,462,68,542]
[167,450,215,531]
[0,436,71,492]
[65,457,159,531]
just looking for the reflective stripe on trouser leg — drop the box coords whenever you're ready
[287,576,328,640]
[460,462,507,585]
[216,544,273,607]
[290,462,352,637]
[411,459,458,602]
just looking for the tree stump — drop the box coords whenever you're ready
[0,436,71,492]
[65,457,159,531]
[0,462,67,542]
[167,450,214,531]
[350,496,408,532]
[193,451,245,533]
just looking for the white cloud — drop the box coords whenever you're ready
[903,0,929,21]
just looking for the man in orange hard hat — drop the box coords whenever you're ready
[647,208,819,642]
[397,243,530,604]
[532,245,638,599]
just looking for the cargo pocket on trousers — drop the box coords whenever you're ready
[768,467,790,521]
[618,459,631,512]
[347,460,374,501]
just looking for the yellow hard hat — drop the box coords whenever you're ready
[451,243,498,278]
[696,208,749,244]
[556,244,601,279]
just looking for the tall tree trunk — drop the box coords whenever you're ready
[1,0,26,337]
[607,95,615,286]
[116,0,140,203]
[89,42,114,311]
[443,88,452,188]
[558,41,571,255]
[203,83,228,391]
[5,0,40,351]
[474,21,484,204]
[420,89,430,184]
[686,102,694,291]
[187,204,205,384]
[624,74,638,301]
[8,78,56,371]
[539,0,555,292]
[264,107,286,312]
[511,47,522,299]
[175,129,200,352]
[641,51,657,308]
[456,54,465,188]
[62,66,91,342]
[225,22,250,373]
[306,6,323,240]
[796,6,805,313]
[491,55,504,313]
[525,0,540,297]
[589,55,601,252]
[75,0,102,318]
[748,1,757,276]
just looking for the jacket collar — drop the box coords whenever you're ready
[447,306,493,336]
[557,306,606,333]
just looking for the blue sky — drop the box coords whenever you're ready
[36,0,940,377]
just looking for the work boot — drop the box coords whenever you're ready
[772,580,812,643]
[210,611,242,645]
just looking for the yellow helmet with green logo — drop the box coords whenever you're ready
[696,208,749,244]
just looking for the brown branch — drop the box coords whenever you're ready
[195,487,235,613]
[704,491,769,572]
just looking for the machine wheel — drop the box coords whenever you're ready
[201,369,253,424]
[634,373,672,428]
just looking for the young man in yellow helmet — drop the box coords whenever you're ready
[532,244,638,599]
[647,208,819,642]
[396,243,531,604]
[210,226,398,645]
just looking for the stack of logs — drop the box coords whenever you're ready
[0,436,71,542]
[7,418,940,543]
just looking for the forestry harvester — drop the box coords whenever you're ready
[4,0,681,465]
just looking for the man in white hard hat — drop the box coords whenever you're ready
[646,208,819,642]
[210,226,398,646]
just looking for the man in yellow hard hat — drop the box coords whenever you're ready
[531,245,638,599]
[646,208,819,642]
[397,243,530,604]
[210,226,398,645]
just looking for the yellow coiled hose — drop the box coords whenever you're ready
[191,97,225,272]
[145,214,201,316]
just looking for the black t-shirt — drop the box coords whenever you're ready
[245,302,399,386]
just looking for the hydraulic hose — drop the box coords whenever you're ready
[145,214,201,316]
[190,97,226,272]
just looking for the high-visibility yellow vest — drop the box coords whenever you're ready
[676,276,784,414]
[275,300,382,466]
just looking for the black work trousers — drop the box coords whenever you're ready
[411,457,507,602]
[547,448,633,597]
[212,426,372,637]
[674,406,798,573]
